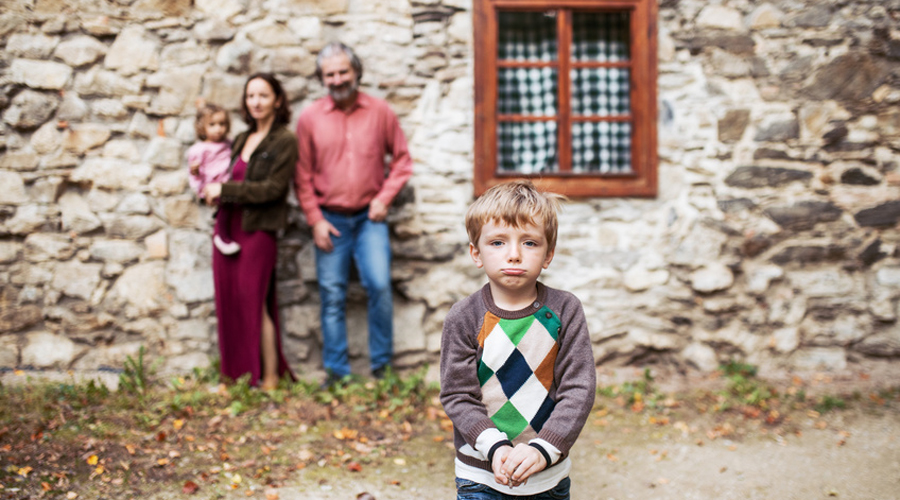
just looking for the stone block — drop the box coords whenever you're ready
[0,337,18,368]
[855,326,900,357]
[7,33,59,59]
[90,239,143,263]
[54,35,108,67]
[747,3,784,30]
[0,304,41,333]
[59,191,102,235]
[788,269,856,298]
[10,59,72,90]
[282,304,319,339]
[74,68,141,97]
[394,301,427,354]
[24,233,74,262]
[0,241,22,263]
[724,166,812,189]
[104,25,159,75]
[623,266,670,292]
[22,331,83,368]
[876,267,900,288]
[0,171,28,205]
[681,342,719,372]
[753,117,799,142]
[854,201,900,228]
[63,124,112,154]
[30,122,63,155]
[770,327,799,353]
[169,318,212,340]
[690,263,734,294]
[144,229,169,260]
[805,53,888,104]
[764,201,842,231]
[4,205,59,235]
[101,214,164,239]
[51,261,103,300]
[72,341,145,370]
[71,158,153,191]
[718,109,750,143]
[789,347,847,371]
[109,261,168,314]
[2,89,60,130]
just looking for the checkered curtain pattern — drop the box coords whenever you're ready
[497,10,632,174]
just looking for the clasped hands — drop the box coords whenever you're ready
[491,443,547,489]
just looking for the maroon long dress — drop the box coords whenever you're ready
[212,158,294,386]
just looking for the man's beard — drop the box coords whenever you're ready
[329,79,359,103]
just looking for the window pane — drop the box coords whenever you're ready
[571,67,630,116]
[571,122,631,174]
[572,12,629,62]
[497,121,558,174]
[498,11,558,62]
[498,68,558,116]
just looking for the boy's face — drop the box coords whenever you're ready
[470,219,554,300]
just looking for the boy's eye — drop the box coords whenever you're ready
[489,241,503,247]
[524,241,537,247]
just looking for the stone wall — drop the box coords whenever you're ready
[1,0,899,381]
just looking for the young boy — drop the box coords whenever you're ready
[440,180,596,499]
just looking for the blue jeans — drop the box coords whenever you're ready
[316,208,393,377]
[455,477,570,500]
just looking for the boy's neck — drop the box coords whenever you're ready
[488,282,539,311]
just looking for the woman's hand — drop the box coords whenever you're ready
[202,183,223,205]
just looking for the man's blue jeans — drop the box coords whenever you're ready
[455,477,570,500]
[315,208,393,378]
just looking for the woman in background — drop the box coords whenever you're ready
[202,73,297,389]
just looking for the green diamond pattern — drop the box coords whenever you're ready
[490,401,529,439]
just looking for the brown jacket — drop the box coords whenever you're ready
[220,125,298,232]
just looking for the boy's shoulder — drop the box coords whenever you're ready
[446,286,487,322]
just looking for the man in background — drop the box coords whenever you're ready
[294,42,413,387]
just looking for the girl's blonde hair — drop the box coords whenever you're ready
[194,102,230,141]
[465,180,566,251]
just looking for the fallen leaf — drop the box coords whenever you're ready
[173,419,185,431]
[42,482,51,491]
[157,458,169,466]
[66,492,78,500]
[125,444,136,455]
[393,458,406,466]
[87,455,99,465]
[606,453,618,462]
[347,462,362,472]
[182,480,200,494]
[265,488,279,500]
[231,474,242,484]
[18,466,33,477]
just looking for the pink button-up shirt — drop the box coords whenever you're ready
[294,92,413,226]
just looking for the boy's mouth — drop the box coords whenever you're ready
[501,268,525,276]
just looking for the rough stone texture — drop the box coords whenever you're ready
[725,166,812,189]
[764,201,843,231]
[0,0,898,382]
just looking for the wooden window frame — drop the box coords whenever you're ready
[473,0,658,197]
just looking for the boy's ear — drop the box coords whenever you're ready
[469,242,484,268]
[542,248,555,269]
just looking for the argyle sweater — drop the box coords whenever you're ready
[440,282,596,482]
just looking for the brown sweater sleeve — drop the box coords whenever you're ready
[439,292,497,447]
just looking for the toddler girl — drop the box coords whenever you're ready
[187,102,240,255]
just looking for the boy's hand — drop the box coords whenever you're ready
[490,445,513,486]
[501,443,547,487]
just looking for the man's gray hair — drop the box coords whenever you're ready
[315,42,363,84]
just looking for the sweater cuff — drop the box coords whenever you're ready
[487,440,513,465]
[474,427,508,459]
[528,442,552,468]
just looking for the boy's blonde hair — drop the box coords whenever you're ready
[194,102,230,141]
[465,180,566,251]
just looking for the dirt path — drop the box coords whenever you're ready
[210,403,899,500]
